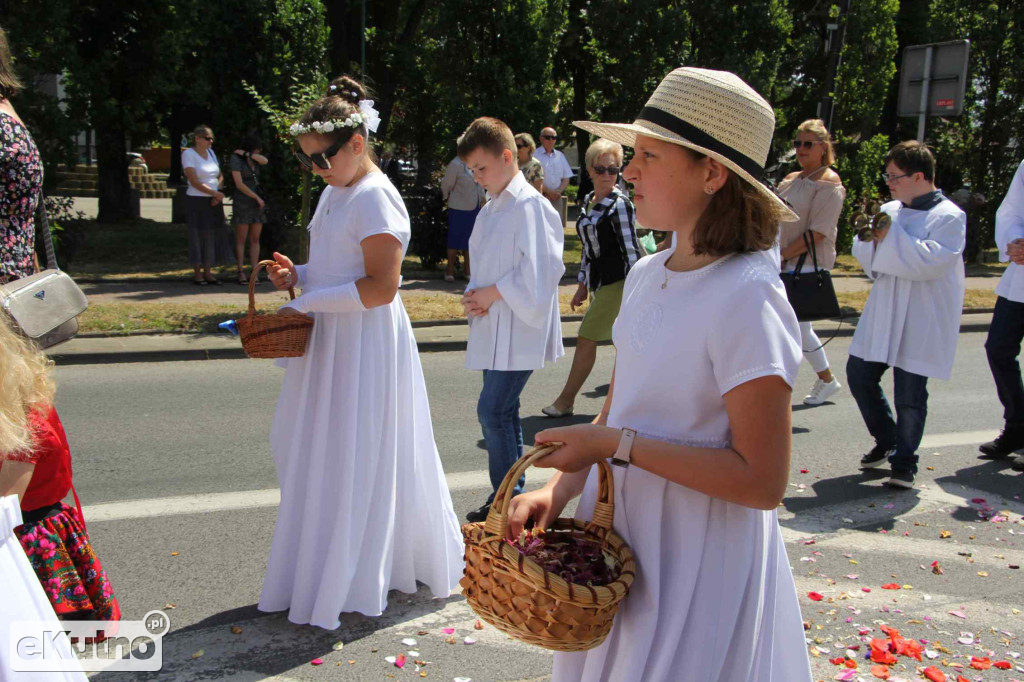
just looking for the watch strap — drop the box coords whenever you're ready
[611,428,637,467]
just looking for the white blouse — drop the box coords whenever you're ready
[182,148,221,197]
[465,171,565,371]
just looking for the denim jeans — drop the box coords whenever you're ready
[478,369,533,502]
[846,354,929,474]
[985,296,1024,427]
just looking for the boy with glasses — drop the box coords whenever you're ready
[847,141,967,488]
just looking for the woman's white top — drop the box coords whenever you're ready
[850,198,966,380]
[182,147,221,197]
[995,160,1024,303]
[552,249,811,682]
[466,171,565,371]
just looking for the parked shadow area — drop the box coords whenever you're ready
[778,470,921,536]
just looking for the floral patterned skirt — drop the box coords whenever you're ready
[15,502,120,620]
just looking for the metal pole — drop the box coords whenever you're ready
[917,45,933,142]
[361,0,366,79]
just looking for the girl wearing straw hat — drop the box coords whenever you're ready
[508,68,813,681]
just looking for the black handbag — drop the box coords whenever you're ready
[779,232,840,322]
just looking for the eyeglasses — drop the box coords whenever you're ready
[793,140,819,150]
[591,165,620,176]
[881,172,910,183]
[294,140,344,170]
[541,135,557,140]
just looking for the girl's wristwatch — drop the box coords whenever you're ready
[611,428,637,467]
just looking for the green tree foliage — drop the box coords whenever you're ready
[927,0,1024,261]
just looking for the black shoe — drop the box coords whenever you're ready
[1011,457,1024,472]
[978,427,1024,459]
[464,503,491,523]
[860,444,894,470]
[885,469,916,489]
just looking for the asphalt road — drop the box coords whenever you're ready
[45,329,1024,681]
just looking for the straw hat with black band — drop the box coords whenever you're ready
[574,67,799,223]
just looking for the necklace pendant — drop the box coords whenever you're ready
[661,281,667,290]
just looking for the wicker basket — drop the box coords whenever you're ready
[461,444,635,652]
[236,260,314,359]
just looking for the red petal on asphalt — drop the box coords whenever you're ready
[923,666,947,682]
[395,653,406,668]
[829,656,845,665]
[311,659,323,666]
[807,591,824,601]
[862,587,872,592]
[870,665,891,679]
[970,655,992,670]
[881,583,901,590]
[994,660,1012,669]
[800,469,809,473]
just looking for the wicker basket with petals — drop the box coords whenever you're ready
[460,444,635,652]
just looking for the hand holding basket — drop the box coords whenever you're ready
[461,445,635,652]
[237,260,314,359]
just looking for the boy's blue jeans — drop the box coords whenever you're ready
[846,354,929,474]
[478,369,533,503]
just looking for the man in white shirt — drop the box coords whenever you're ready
[848,141,967,489]
[457,117,565,523]
[533,127,574,210]
[981,160,1024,468]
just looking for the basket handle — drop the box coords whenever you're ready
[482,444,616,544]
[248,259,297,319]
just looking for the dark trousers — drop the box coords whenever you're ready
[846,354,929,474]
[985,296,1024,427]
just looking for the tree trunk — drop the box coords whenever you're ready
[96,120,133,223]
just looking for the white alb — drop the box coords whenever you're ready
[995,160,1024,303]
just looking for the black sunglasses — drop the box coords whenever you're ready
[293,140,344,170]
[591,165,620,176]
[541,134,557,140]
[516,143,530,149]
[201,136,214,142]
[793,140,819,150]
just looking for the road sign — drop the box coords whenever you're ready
[897,40,971,140]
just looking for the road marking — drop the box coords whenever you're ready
[83,468,557,523]
[780,481,1024,543]
[919,429,999,449]
[81,430,1004,525]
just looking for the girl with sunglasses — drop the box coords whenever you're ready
[777,118,846,406]
[543,138,642,418]
[259,75,463,629]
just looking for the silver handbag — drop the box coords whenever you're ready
[1,193,88,348]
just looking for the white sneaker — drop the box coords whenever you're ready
[803,378,842,405]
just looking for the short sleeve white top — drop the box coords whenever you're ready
[295,171,409,293]
[608,249,802,445]
[181,148,221,197]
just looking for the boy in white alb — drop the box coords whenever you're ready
[848,141,966,489]
[458,117,564,523]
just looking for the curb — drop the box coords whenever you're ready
[50,314,993,366]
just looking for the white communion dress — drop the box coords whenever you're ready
[257,172,464,630]
[552,250,813,682]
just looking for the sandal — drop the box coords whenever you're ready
[237,270,248,286]
[205,277,222,286]
[193,279,208,286]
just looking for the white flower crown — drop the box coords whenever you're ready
[289,99,381,137]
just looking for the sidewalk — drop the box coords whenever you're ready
[48,312,995,365]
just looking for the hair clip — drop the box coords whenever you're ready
[329,84,337,92]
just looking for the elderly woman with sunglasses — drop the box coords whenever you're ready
[182,124,228,285]
[777,118,847,406]
[515,133,545,192]
[543,138,641,418]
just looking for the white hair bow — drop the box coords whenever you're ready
[357,99,381,134]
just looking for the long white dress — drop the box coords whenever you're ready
[257,172,464,630]
[1,495,86,681]
[552,250,813,682]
